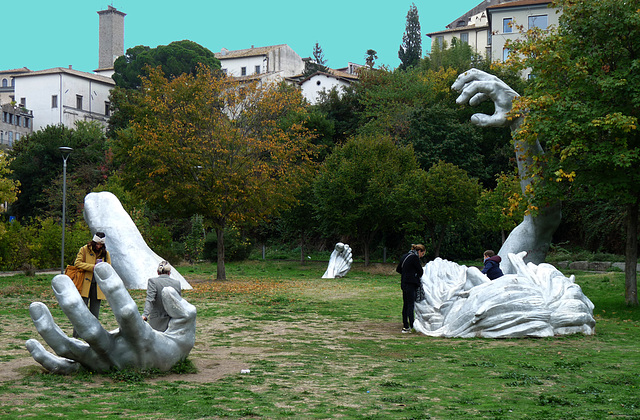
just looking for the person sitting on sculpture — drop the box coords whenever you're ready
[481,250,504,280]
[396,244,426,334]
[142,260,182,332]
[26,262,196,374]
[72,232,111,338]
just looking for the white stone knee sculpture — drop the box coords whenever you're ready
[452,69,562,274]
[26,263,196,374]
[413,252,595,338]
[322,242,353,278]
[84,191,191,290]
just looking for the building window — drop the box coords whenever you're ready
[241,67,247,76]
[222,68,228,75]
[24,117,29,128]
[460,33,469,44]
[2,112,7,123]
[436,36,444,47]
[15,133,19,142]
[0,131,3,143]
[105,101,110,117]
[10,78,14,87]
[1,79,7,87]
[76,95,83,110]
[528,15,548,30]
[52,95,58,108]
[255,65,261,74]
[8,114,13,124]
[8,132,13,145]
[20,98,26,107]
[503,18,513,33]
[503,48,510,62]
[15,116,20,127]
[487,29,492,45]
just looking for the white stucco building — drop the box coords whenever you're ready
[215,44,305,83]
[298,65,361,104]
[13,67,115,131]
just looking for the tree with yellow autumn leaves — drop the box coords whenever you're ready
[113,66,317,280]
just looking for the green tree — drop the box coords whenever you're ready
[398,3,422,70]
[506,0,640,306]
[112,40,220,90]
[0,153,19,209]
[116,66,317,280]
[313,42,327,67]
[402,161,481,257]
[310,84,363,154]
[476,171,527,243]
[365,49,378,68]
[8,122,110,221]
[313,134,419,265]
[422,37,485,73]
[108,40,220,137]
[303,42,329,77]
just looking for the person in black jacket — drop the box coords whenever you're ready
[481,250,504,280]
[396,244,426,333]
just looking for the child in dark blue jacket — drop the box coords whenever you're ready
[482,250,504,280]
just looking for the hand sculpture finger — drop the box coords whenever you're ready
[452,69,519,128]
[94,263,153,342]
[25,339,79,374]
[28,300,111,371]
[51,275,111,347]
[161,287,197,343]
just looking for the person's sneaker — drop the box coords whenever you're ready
[401,328,411,333]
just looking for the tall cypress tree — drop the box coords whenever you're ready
[398,3,422,70]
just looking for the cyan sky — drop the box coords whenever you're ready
[3,0,482,73]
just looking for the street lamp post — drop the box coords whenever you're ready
[60,147,73,273]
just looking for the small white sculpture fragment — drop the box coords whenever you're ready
[83,191,191,290]
[322,242,353,278]
[413,252,595,338]
[26,263,196,374]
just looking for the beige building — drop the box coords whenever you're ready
[427,0,560,73]
[487,0,558,66]
[0,103,33,147]
[0,68,32,105]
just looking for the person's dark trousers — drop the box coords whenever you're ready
[73,281,101,338]
[402,284,418,329]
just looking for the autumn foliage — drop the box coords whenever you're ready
[116,66,317,279]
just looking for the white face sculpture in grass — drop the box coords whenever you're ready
[26,263,196,374]
[83,191,191,290]
[322,242,353,279]
[413,252,595,338]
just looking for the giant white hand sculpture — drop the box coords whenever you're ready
[452,69,561,273]
[25,263,196,374]
[84,191,191,290]
[414,252,595,338]
[322,242,353,279]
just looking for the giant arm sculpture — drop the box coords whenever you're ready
[26,263,196,374]
[452,69,561,274]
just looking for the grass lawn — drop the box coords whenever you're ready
[0,260,639,419]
